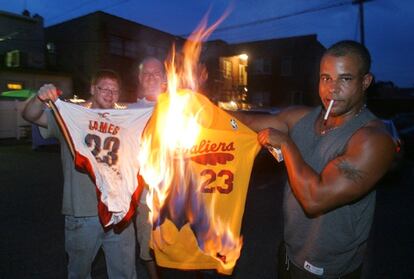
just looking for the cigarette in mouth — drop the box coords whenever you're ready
[324,100,335,121]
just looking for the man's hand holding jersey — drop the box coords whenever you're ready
[36,84,62,103]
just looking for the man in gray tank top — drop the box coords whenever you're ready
[234,40,396,278]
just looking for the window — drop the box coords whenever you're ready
[109,35,123,56]
[124,40,137,58]
[156,47,167,58]
[46,42,56,54]
[251,58,271,75]
[239,64,247,86]
[223,59,232,79]
[146,45,156,56]
[6,50,20,67]
[281,57,292,77]
[108,36,139,58]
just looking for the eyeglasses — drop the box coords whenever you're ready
[96,86,119,96]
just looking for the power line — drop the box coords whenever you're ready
[180,1,352,37]
[46,0,97,22]
[209,19,311,43]
[46,0,132,24]
[100,0,133,12]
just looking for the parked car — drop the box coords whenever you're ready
[382,119,404,170]
[399,126,414,159]
[392,112,414,159]
[392,112,414,131]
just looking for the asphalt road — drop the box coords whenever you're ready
[1,140,413,278]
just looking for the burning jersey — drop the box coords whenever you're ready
[140,92,260,274]
[52,99,153,229]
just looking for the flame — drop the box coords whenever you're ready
[166,10,228,93]
[138,10,243,273]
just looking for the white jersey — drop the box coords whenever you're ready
[53,99,153,228]
[127,98,156,205]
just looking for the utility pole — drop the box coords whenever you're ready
[352,0,373,46]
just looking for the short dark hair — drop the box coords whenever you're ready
[91,69,121,86]
[324,40,371,75]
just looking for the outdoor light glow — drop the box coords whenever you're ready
[239,54,248,61]
[7,83,23,90]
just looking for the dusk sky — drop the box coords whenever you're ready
[1,0,413,87]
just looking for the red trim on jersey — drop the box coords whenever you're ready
[48,100,76,158]
[74,151,143,231]
[114,176,144,232]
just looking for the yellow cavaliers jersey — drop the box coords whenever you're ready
[141,91,260,274]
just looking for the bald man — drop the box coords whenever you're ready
[129,57,166,279]
[137,57,166,102]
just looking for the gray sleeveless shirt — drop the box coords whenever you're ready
[284,106,377,278]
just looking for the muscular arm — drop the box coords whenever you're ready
[260,122,396,217]
[22,84,60,128]
[228,106,309,133]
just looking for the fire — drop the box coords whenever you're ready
[138,11,249,274]
[138,89,203,222]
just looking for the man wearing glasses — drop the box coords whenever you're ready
[22,69,137,279]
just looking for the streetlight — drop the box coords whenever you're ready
[239,54,248,61]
